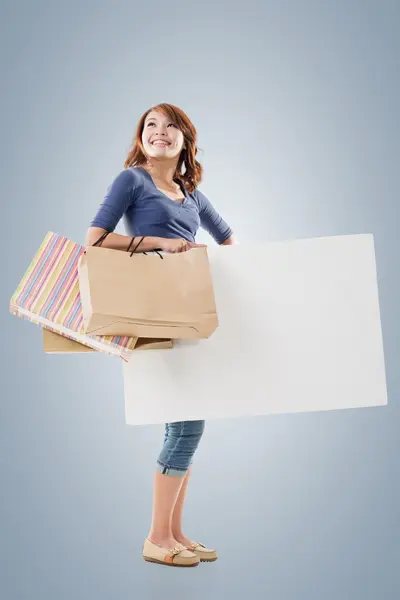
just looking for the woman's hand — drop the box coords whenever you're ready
[159,238,206,253]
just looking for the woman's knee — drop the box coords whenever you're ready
[168,420,205,446]
[157,420,205,474]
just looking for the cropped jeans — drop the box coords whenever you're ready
[156,420,205,477]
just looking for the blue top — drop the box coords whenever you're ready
[90,166,233,244]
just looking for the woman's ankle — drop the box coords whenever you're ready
[172,531,189,543]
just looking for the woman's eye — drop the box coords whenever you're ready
[146,121,177,128]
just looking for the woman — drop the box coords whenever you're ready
[86,103,235,567]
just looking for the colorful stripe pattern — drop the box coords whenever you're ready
[9,231,137,361]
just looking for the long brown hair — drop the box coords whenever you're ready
[124,103,203,193]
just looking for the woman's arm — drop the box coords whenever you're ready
[195,189,236,245]
[220,235,237,245]
[86,169,168,252]
[85,227,203,254]
[85,226,165,252]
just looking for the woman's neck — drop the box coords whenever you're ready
[144,159,178,185]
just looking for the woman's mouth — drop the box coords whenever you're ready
[152,140,170,147]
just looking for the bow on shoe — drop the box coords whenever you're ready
[164,545,187,564]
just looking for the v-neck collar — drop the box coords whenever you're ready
[138,167,187,205]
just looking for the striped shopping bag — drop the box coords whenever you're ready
[9,231,139,361]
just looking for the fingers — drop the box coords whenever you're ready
[187,241,207,248]
[178,242,206,252]
[173,240,188,253]
[170,240,207,253]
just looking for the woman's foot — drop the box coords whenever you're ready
[173,534,218,562]
[143,537,199,567]
[173,534,192,547]
[148,535,180,549]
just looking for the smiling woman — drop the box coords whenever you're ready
[140,113,187,201]
[143,112,184,155]
[85,102,236,567]
[125,103,202,194]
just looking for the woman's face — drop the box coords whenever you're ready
[142,110,185,160]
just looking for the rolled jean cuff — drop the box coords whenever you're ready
[156,460,190,477]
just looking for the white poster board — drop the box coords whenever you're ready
[123,234,387,425]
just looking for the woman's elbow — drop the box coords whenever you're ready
[220,235,237,246]
[85,226,107,247]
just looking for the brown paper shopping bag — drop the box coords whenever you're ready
[78,243,218,340]
[42,328,173,353]
[9,232,138,361]
[42,328,95,352]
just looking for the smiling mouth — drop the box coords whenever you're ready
[152,140,170,146]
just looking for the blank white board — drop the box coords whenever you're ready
[123,234,387,425]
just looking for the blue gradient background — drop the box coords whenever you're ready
[1,1,399,598]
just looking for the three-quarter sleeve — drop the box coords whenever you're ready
[90,169,138,231]
[195,189,233,244]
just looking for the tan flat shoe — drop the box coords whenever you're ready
[187,542,218,562]
[142,538,200,567]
